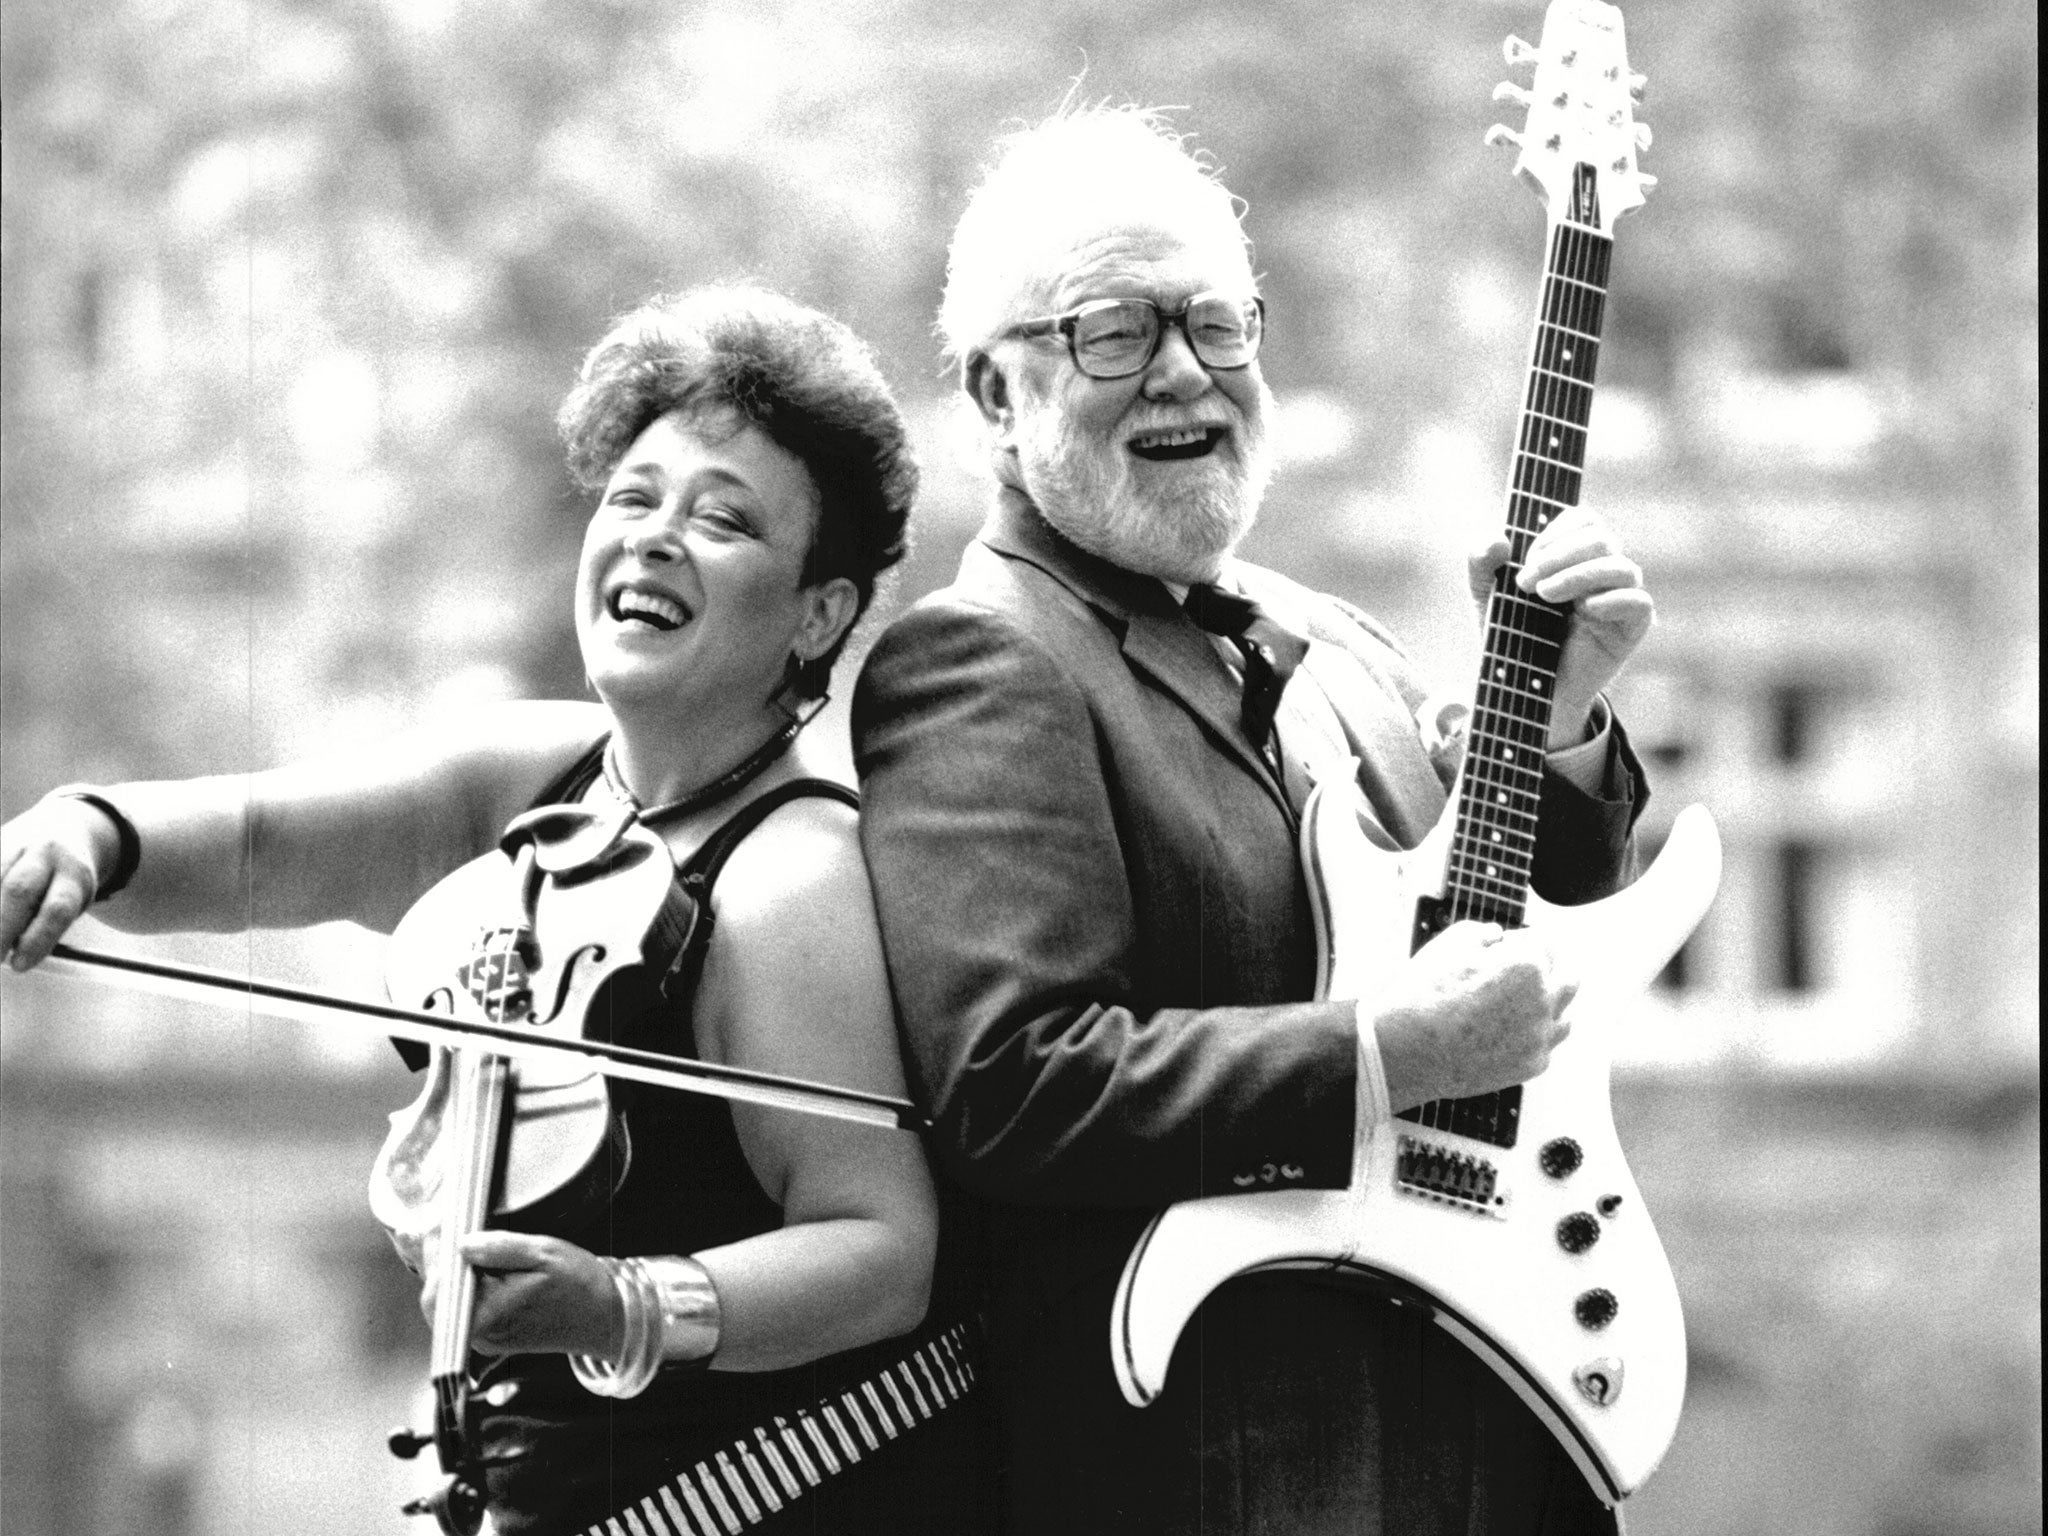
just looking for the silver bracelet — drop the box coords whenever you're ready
[570,1257,662,1399]
[644,1254,721,1366]
[569,1255,720,1399]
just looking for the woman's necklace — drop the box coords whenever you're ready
[601,714,805,829]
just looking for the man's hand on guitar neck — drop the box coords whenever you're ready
[1368,920,1579,1110]
[1468,504,1655,752]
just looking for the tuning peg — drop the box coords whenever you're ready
[1629,72,1649,102]
[1492,81,1533,109]
[1502,34,1539,67]
[1485,124,1525,153]
[1634,123,1653,151]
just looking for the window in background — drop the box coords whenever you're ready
[1771,836,1822,994]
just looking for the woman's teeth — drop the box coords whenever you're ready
[613,589,687,630]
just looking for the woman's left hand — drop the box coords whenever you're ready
[418,1231,621,1359]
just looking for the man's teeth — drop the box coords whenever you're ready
[615,590,687,629]
[1134,428,1211,449]
[1129,426,1223,461]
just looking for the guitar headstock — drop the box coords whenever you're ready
[1486,0,1654,233]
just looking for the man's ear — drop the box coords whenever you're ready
[964,349,1013,435]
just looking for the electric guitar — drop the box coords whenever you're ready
[1108,0,1718,1505]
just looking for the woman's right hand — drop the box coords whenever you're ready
[0,795,118,970]
[417,1231,622,1360]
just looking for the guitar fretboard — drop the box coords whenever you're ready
[1402,177,1613,1150]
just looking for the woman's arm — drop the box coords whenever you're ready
[686,796,938,1370]
[1,699,608,964]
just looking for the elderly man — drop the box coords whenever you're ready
[853,106,1650,1535]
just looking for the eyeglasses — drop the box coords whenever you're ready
[1001,292,1266,380]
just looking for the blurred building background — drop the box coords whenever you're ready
[0,1,2036,1532]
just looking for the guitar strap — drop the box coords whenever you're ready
[575,1319,979,1536]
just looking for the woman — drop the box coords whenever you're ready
[0,286,982,1535]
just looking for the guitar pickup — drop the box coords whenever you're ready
[1395,1134,1510,1217]
[1398,1088,1523,1149]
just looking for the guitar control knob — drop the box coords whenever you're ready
[1556,1213,1601,1254]
[1573,1357,1624,1406]
[1574,1288,1620,1330]
[1539,1137,1583,1178]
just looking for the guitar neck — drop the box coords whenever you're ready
[1442,185,1614,930]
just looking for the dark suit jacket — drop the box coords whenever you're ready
[851,490,1643,1518]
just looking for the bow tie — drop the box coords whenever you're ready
[1182,584,1310,753]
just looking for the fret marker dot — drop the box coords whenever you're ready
[1491,830,1503,843]
[1549,434,1561,449]
[1496,791,1508,804]
[1562,348,1574,362]
[1533,678,1545,690]
[1488,864,1499,877]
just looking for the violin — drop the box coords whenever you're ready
[372,800,708,1535]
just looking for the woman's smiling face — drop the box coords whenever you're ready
[575,408,843,722]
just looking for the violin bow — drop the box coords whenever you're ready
[25,942,926,1134]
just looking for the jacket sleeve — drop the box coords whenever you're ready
[852,599,1360,1210]
[1533,709,1649,906]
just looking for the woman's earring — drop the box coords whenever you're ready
[771,653,831,726]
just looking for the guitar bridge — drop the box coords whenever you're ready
[1394,1134,1510,1217]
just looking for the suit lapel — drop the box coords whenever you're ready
[1235,563,1450,847]
[980,492,1292,819]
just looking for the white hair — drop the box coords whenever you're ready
[937,103,1254,374]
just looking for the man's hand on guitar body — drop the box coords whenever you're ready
[1468,505,1655,751]
[1368,921,1580,1111]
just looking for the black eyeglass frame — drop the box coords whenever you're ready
[1000,292,1267,380]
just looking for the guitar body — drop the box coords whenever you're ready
[1111,791,1719,1504]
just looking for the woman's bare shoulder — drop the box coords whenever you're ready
[711,788,865,920]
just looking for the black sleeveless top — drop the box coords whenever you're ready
[468,741,984,1536]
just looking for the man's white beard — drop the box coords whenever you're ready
[1013,400,1274,584]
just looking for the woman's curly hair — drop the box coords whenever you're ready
[557,286,916,698]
